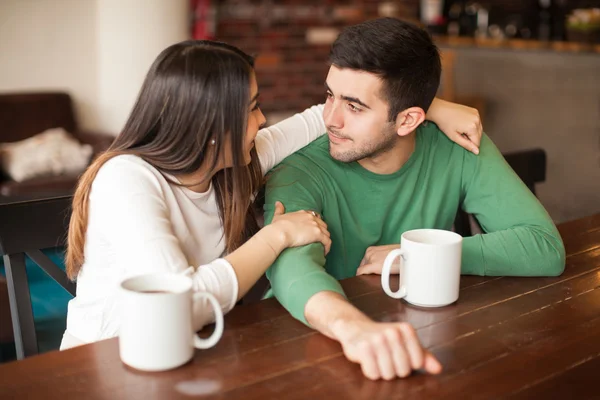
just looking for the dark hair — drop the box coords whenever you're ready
[330,17,441,120]
[67,40,262,279]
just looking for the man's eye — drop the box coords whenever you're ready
[348,103,361,112]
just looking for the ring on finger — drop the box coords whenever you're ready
[311,211,317,217]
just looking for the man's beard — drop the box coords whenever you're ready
[329,123,397,163]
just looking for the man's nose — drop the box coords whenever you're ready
[324,101,343,129]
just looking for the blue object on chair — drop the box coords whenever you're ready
[0,247,72,356]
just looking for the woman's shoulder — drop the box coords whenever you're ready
[92,154,167,198]
[97,154,165,180]
[100,154,154,173]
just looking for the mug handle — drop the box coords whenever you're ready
[381,248,407,299]
[192,292,224,349]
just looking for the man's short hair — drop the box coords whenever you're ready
[330,17,441,121]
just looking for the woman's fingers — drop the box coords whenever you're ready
[315,218,329,235]
[454,132,479,155]
[320,229,332,254]
[273,201,286,216]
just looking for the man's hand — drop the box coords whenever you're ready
[332,319,442,380]
[305,292,442,381]
[356,244,400,276]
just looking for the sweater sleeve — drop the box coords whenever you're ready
[255,104,325,175]
[89,158,239,331]
[263,163,345,325]
[460,134,566,276]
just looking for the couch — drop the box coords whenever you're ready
[0,92,114,200]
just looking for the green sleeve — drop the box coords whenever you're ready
[263,163,346,325]
[460,134,566,276]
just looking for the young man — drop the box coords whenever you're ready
[263,18,565,381]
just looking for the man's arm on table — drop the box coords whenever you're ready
[460,134,566,276]
[264,162,442,380]
[357,133,565,277]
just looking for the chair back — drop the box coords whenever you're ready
[0,92,76,144]
[0,195,74,359]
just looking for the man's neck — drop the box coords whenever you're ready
[357,132,416,175]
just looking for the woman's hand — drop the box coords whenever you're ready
[270,201,332,254]
[427,98,482,155]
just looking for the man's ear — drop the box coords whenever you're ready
[395,107,426,137]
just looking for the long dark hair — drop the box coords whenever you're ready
[66,40,262,279]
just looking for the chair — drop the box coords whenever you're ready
[0,195,75,359]
[0,191,270,359]
[502,148,546,196]
[454,148,547,237]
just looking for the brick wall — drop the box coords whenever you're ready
[213,1,418,118]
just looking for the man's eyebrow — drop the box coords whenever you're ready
[324,83,371,110]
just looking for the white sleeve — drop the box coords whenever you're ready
[89,158,238,331]
[186,258,238,332]
[255,104,326,175]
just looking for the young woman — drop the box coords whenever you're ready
[61,40,482,349]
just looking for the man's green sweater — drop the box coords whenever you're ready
[263,123,565,324]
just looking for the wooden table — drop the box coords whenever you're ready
[1,214,599,399]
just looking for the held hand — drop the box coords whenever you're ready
[430,99,482,155]
[356,245,400,276]
[333,320,442,380]
[271,201,332,254]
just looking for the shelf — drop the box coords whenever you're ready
[434,35,600,54]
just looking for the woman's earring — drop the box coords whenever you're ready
[210,139,216,145]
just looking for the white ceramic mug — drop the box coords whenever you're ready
[119,273,224,371]
[381,229,463,307]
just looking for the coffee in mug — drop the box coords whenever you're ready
[119,273,224,371]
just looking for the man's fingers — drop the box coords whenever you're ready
[356,263,380,276]
[384,328,411,378]
[398,324,425,370]
[357,343,380,380]
[374,336,396,380]
[424,351,443,374]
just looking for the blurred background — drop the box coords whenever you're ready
[1,0,598,221]
[0,0,599,363]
